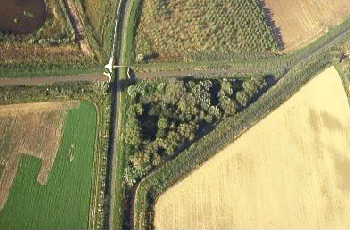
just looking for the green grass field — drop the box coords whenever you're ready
[0,101,97,229]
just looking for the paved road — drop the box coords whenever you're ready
[0,74,108,86]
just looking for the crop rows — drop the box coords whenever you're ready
[135,0,278,61]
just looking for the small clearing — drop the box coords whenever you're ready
[154,67,350,229]
[264,0,350,52]
[0,101,79,211]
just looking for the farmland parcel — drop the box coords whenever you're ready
[154,67,350,229]
[135,0,277,61]
[0,101,97,229]
[0,101,79,211]
[265,0,350,52]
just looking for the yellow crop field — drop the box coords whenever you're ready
[265,0,350,52]
[154,67,350,229]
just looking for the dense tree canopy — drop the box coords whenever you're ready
[123,75,270,185]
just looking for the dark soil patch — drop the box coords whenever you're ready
[0,0,48,34]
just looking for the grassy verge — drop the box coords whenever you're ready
[121,0,143,67]
[0,64,102,79]
[133,56,333,229]
[111,0,142,226]
[334,60,350,102]
[82,0,120,61]
[0,101,96,229]
[113,83,130,229]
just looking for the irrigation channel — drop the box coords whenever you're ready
[103,0,128,229]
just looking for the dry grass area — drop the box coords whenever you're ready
[0,101,79,211]
[84,0,103,30]
[265,0,350,52]
[0,43,84,65]
[154,67,350,229]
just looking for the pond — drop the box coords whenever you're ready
[0,0,48,34]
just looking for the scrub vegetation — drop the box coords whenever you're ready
[135,0,279,62]
[122,75,276,186]
[81,0,120,58]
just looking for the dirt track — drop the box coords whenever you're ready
[0,74,108,86]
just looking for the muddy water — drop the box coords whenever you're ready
[0,0,48,34]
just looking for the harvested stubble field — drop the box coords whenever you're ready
[0,101,97,229]
[154,67,350,229]
[135,0,277,61]
[0,101,79,211]
[265,0,350,52]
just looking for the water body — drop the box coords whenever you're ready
[0,0,48,34]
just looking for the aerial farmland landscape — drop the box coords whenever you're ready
[0,0,349,229]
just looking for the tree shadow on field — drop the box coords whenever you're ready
[258,0,285,51]
[327,146,350,192]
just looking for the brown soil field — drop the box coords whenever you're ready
[265,0,350,52]
[154,67,350,229]
[0,101,79,211]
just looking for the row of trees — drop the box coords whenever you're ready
[123,76,272,185]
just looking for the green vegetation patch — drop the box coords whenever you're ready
[122,75,275,186]
[80,0,120,59]
[135,0,278,62]
[0,101,97,229]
